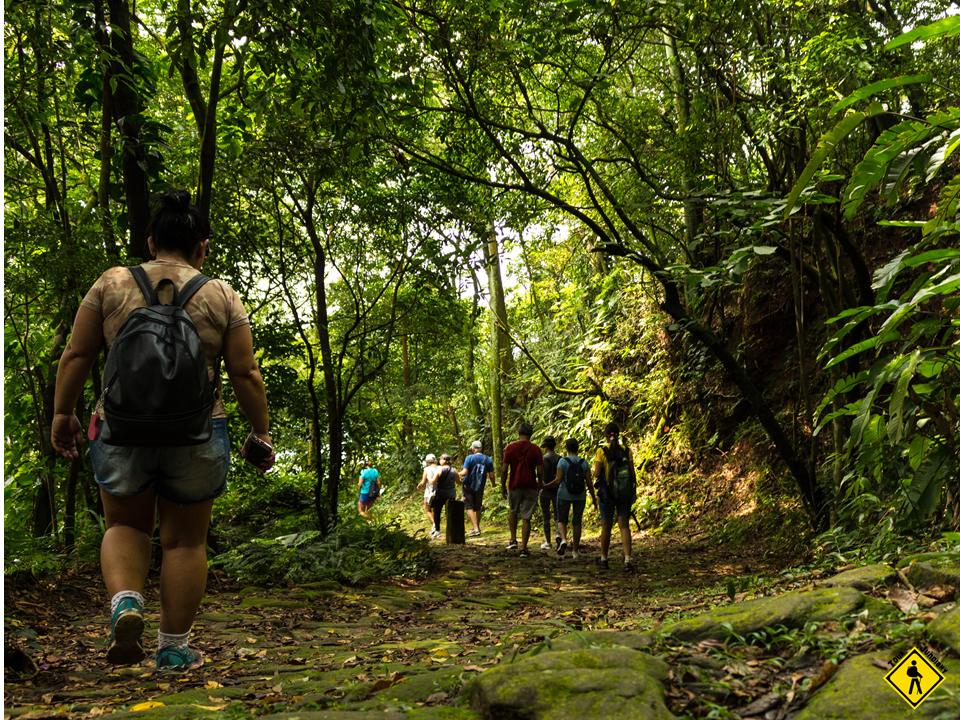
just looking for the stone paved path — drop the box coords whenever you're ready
[0,528,787,719]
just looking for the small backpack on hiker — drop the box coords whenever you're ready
[563,458,587,495]
[600,444,636,503]
[100,266,217,447]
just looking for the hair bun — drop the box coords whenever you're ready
[159,189,191,210]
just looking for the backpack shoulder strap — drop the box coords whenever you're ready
[128,266,157,304]
[177,274,211,308]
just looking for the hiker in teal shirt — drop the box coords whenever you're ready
[542,437,593,560]
[358,459,381,520]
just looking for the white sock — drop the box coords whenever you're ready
[157,630,190,652]
[624,556,631,564]
[110,591,144,615]
[601,554,607,561]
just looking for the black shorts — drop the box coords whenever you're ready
[462,486,484,512]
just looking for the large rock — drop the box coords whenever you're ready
[926,604,960,654]
[792,652,960,719]
[822,564,897,591]
[906,556,960,589]
[662,587,865,643]
[465,647,674,720]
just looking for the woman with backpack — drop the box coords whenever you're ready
[429,454,461,539]
[543,437,593,560]
[50,190,274,674]
[415,454,441,532]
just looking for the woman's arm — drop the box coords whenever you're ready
[543,465,563,490]
[223,323,274,470]
[51,306,104,460]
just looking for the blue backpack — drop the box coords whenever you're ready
[467,456,489,491]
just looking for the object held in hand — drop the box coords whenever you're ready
[242,434,273,472]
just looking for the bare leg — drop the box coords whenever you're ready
[617,515,632,561]
[600,518,613,557]
[508,512,518,543]
[557,521,568,543]
[520,518,531,551]
[100,488,157,598]
[424,500,434,526]
[573,523,582,551]
[466,508,479,532]
[157,498,214,634]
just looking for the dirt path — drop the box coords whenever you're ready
[4,527,793,719]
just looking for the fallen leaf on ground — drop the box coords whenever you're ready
[809,662,838,691]
[873,658,892,670]
[888,587,919,615]
[129,701,165,711]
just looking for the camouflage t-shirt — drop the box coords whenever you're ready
[80,259,249,418]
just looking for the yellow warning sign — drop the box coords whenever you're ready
[885,647,946,708]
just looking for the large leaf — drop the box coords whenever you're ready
[924,128,960,181]
[815,371,868,424]
[783,103,884,220]
[887,350,920,445]
[824,335,881,369]
[907,444,953,521]
[885,16,960,50]
[843,109,960,219]
[829,75,932,116]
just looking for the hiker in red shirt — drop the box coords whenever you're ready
[500,422,544,558]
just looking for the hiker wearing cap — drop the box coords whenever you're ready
[416,454,442,531]
[542,437,592,560]
[459,440,494,537]
[358,459,381,520]
[430,454,461,538]
[538,436,562,551]
[500,423,544,558]
[592,423,637,572]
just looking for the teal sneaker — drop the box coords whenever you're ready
[106,597,145,664]
[156,646,204,673]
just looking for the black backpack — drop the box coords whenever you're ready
[602,444,636,503]
[563,457,587,495]
[100,266,217,447]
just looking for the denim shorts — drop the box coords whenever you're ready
[557,498,586,526]
[90,418,230,505]
[598,497,633,522]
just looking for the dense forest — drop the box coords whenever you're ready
[5,0,960,573]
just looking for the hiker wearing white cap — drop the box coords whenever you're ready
[416,454,442,532]
[458,440,494,537]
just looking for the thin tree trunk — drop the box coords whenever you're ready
[485,234,510,476]
[106,0,150,258]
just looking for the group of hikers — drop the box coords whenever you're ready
[363,421,639,572]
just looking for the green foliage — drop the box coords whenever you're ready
[210,515,432,586]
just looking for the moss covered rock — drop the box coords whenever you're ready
[822,565,897,591]
[552,629,656,652]
[792,652,960,719]
[926,604,960,654]
[906,558,960,590]
[465,647,673,720]
[661,587,865,643]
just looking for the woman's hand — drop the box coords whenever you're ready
[51,412,84,460]
[242,432,276,472]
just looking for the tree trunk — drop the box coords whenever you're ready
[485,234,510,476]
[106,0,150,259]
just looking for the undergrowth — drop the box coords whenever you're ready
[210,514,432,586]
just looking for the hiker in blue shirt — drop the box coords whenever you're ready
[358,459,381,520]
[459,440,494,537]
[542,437,593,560]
